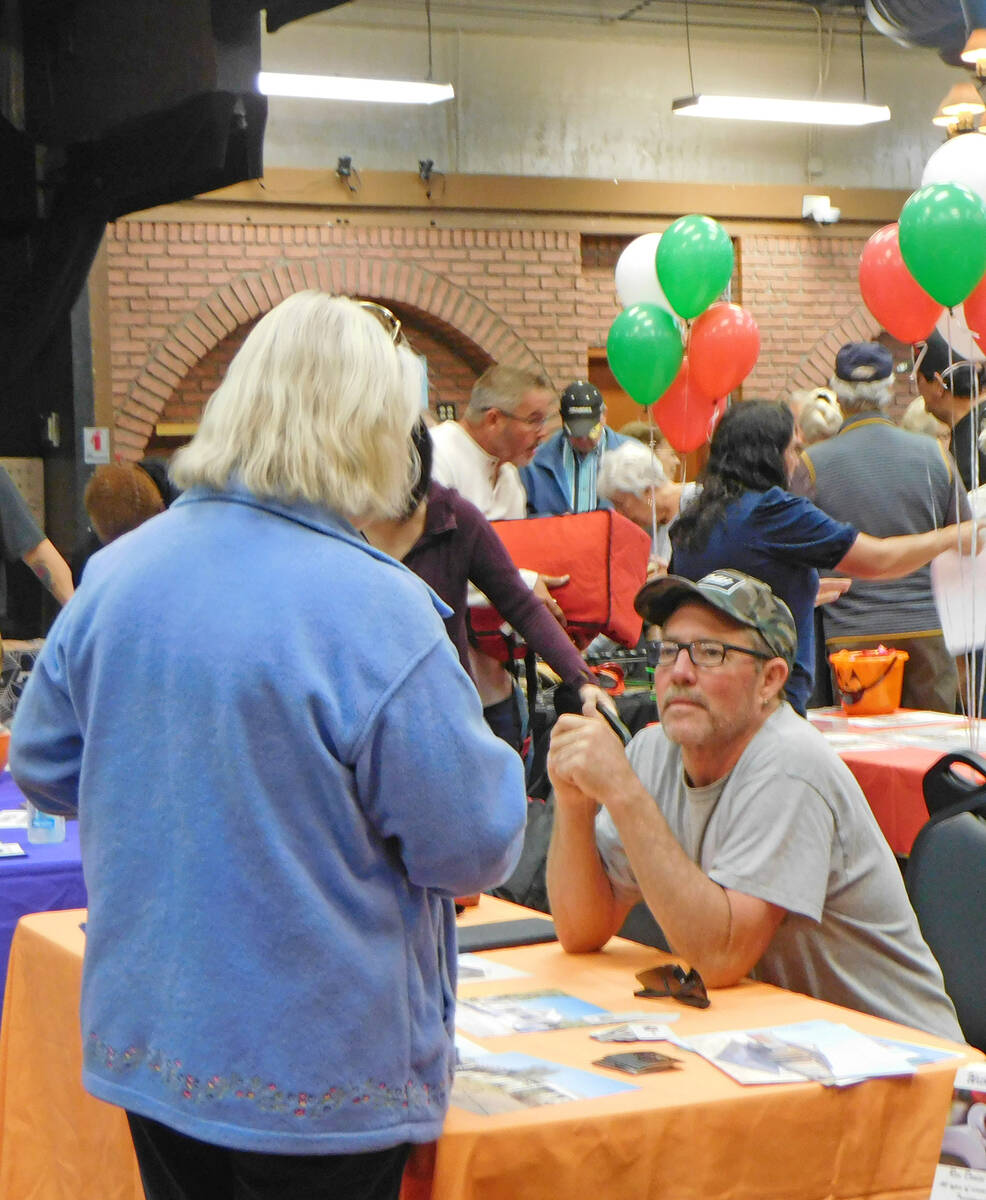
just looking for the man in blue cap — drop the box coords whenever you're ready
[520,381,629,516]
[790,341,969,712]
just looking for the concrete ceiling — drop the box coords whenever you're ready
[311,1,872,38]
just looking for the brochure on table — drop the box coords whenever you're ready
[932,1063,986,1198]
[681,1020,961,1088]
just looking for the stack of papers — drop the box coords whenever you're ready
[682,1020,960,1088]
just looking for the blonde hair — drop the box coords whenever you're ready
[901,396,950,442]
[171,292,420,522]
[466,364,552,420]
[797,392,843,445]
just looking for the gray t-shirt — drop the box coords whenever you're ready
[596,704,962,1041]
[0,466,43,624]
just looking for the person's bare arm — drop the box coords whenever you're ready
[548,715,785,985]
[22,539,74,607]
[545,775,632,952]
[838,522,983,581]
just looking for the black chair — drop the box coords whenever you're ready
[905,751,986,1052]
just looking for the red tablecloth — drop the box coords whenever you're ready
[808,708,986,856]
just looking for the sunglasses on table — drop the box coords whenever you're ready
[647,639,772,670]
[634,963,710,1009]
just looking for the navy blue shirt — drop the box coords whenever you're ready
[670,487,857,715]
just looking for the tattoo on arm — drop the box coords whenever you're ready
[29,562,54,593]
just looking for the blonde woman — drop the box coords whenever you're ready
[11,292,526,1200]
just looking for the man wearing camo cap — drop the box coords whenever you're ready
[545,569,961,1040]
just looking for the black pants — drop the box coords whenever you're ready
[126,1112,411,1200]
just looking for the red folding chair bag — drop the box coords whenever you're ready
[468,510,651,660]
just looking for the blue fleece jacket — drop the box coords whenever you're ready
[10,485,526,1154]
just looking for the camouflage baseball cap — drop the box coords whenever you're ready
[634,569,797,666]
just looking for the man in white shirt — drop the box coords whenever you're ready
[430,364,566,749]
[430,364,556,520]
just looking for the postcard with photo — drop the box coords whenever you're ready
[452,1050,638,1116]
[455,989,615,1038]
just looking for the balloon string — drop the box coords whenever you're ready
[646,404,660,563]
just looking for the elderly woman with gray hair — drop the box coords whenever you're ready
[597,439,699,571]
[10,291,526,1200]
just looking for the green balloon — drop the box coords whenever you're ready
[899,183,986,309]
[606,303,683,407]
[656,215,735,320]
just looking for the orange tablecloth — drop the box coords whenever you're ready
[1,900,978,1200]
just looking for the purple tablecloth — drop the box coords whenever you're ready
[0,771,86,1010]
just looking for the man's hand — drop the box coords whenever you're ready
[815,577,851,606]
[578,682,618,717]
[548,712,636,806]
[533,573,569,625]
[954,519,986,557]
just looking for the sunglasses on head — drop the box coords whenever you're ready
[634,963,710,1009]
[356,299,409,348]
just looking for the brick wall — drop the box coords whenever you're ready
[105,217,884,461]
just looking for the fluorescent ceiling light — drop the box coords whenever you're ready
[672,94,891,126]
[258,71,454,105]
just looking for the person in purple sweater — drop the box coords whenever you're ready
[364,420,610,739]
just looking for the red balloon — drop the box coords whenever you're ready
[859,224,942,344]
[962,274,986,352]
[688,302,760,397]
[653,357,719,453]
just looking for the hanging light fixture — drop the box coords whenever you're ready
[258,0,454,106]
[960,28,986,73]
[938,81,986,118]
[258,74,453,105]
[671,5,890,126]
[931,81,985,135]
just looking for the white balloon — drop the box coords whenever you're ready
[921,132,986,209]
[615,233,675,314]
[935,305,986,364]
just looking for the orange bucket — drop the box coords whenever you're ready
[828,647,909,715]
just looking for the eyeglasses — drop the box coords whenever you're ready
[487,407,551,430]
[649,639,771,670]
[634,963,710,1009]
[356,300,407,347]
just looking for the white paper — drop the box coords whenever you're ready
[933,550,986,655]
[0,809,28,828]
[683,1020,918,1088]
[457,953,530,983]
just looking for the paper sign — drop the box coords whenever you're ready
[932,549,986,655]
[82,427,111,465]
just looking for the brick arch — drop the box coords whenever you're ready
[778,304,882,400]
[117,257,543,460]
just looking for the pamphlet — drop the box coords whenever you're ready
[455,989,648,1037]
[451,1048,638,1115]
[682,1020,932,1088]
[932,1063,986,1198]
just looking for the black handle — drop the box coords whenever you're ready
[923,751,986,821]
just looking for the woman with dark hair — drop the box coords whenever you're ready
[364,419,610,746]
[670,401,980,715]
